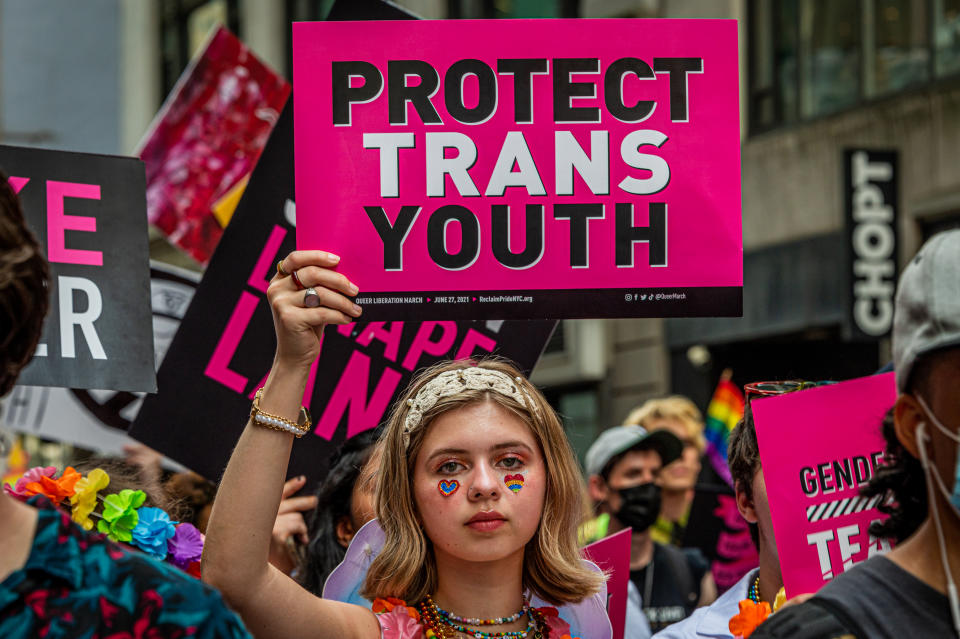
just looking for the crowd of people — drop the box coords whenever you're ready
[1,163,959,639]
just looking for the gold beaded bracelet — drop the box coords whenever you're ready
[250,388,312,438]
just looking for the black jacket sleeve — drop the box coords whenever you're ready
[751,598,861,639]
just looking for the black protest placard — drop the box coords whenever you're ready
[326,0,417,20]
[130,104,556,483]
[1,145,155,392]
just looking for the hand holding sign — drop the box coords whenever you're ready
[270,251,362,368]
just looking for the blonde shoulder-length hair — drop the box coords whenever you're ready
[361,358,605,605]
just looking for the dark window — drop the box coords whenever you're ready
[749,0,799,131]
[542,384,600,466]
[921,212,960,240]
[750,1,958,134]
[800,0,861,118]
[870,0,930,95]
[544,322,566,354]
[934,0,960,76]
[285,0,334,80]
[160,0,240,97]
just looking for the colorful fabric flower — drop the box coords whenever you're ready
[70,468,110,530]
[131,507,177,559]
[373,598,420,621]
[373,598,409,614]
[773,587,787,612]
[537,606,572,636]
[96,489,146,543]
[729,599,772,638]
[186,561,202,579]
[4,466,56,498]
[168,522,204,567]
[25,466,81,504]
[376,606,424,639]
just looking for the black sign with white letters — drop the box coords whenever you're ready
[1,144,155,392]
[844,149,898,340]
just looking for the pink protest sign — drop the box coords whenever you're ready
[292,19,742,320]
[752,373,897,597]
[582,528,631,639]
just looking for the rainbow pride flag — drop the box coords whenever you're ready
[704,375,744,486]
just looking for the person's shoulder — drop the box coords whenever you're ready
[111,553,253,636]
[819,555,898,591]
[680,547,709,577]
[27,501,252,637]
[60,517,251,636]
[655,541,706,576]
[650,606,705,639]
[751,599,858,639]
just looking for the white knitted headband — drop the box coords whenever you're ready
[402,367,537,450]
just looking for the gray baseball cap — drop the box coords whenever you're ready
[584,424,684,478]
[893,229,960,392]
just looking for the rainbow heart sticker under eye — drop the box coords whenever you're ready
[438,479,460,496]
[504,474,524,494]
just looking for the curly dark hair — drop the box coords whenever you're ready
[296,428,381,595]
[727,402,760,548]
[0,170,49,396]
[861,353,951,543]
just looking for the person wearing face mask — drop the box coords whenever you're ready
[623,397,706,547]
[585,424,715,635]
[753,229,960,639]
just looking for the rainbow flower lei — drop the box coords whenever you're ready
[728,586,787,638]
[5,465,204,577]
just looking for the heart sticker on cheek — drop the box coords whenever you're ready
[504,474,524,494]
[438,479,460,496]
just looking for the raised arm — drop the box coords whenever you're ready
[202,250,380,639]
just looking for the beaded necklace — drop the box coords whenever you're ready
[747,575,761,604]
[428,595,528,625]
[418,599,547,639]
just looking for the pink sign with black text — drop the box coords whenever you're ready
[752,373,897,597]
[293,19,742,320]
[582,528,631,639]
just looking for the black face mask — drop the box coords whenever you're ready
[615,482,662,532]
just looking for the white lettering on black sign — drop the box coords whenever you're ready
[850,151,896,336]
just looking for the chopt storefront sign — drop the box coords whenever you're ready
[293,19,743,321]
[1,145,155,392]
[845,149,898,339]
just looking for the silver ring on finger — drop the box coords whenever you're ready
[303,287,321,308]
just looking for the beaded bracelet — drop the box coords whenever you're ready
[250,388,312,438]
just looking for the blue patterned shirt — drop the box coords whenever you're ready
[0,497,251,638]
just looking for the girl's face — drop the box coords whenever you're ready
[413,400,546,565]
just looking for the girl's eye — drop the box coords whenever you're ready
[438,461,463,474]
[498,456,523,469]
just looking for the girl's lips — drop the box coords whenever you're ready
[466,510,506,531]
[466,518,506,532]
